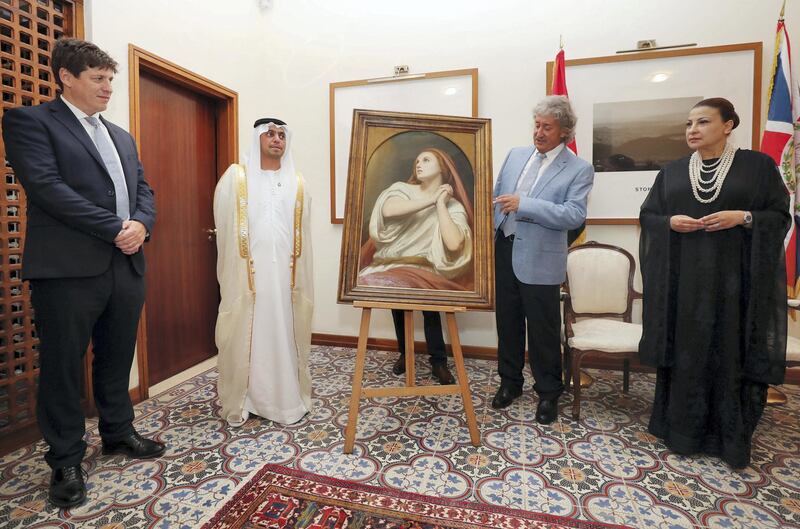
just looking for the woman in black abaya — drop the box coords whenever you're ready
[639,97,789,468]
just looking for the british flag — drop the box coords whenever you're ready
[760,7,800,293]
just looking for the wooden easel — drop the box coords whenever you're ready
[343,300,480,454]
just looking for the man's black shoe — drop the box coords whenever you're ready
[431,363,455,385]
[102,432,166,459]
[535,396,559,424]
[491,385,522,409]
[49,465,86,508]
[392,354,406,375]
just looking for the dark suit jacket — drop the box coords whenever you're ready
[1,97,156,279]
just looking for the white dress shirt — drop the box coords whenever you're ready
[514,142,565,193]
[60,95,126,175]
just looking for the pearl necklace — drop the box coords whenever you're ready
[688,143,738,203]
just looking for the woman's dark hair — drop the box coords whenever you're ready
[51,38,118,90]
[693,97,740,129]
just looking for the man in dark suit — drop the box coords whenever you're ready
[1,38,163,508]
[389,309,455,385]
[492,96,594,424]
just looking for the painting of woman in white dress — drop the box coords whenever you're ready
[357,132,474,291]
[338,111,492,310]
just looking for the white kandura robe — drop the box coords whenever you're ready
[214,164,313,426]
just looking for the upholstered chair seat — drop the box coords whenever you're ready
[568,319,643,354]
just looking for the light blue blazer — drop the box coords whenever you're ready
[493,144,594,285]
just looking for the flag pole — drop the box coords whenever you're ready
[551,41,593,388]
[764,0,794,406]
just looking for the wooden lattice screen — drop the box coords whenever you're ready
[0,0,81,443]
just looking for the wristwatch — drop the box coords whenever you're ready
[743,211,753,226]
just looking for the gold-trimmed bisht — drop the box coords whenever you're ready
[290,172,304,289]
[234,164,255,292]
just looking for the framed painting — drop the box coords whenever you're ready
[338,110,494,310]
[546,42,762,223]
[329,68,478,223]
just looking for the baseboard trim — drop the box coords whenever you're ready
[311,332,800,385]
[0,423,41,456]
[0,388,142,457]
[311,332,497,360]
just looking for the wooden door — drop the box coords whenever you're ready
[139,71,219,385]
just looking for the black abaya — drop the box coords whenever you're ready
[639,149,790,468]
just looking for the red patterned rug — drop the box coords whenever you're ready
[203,464,633,529]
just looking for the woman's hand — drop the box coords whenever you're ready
[434,184,464,252]
[435,184,454,207]
[669,215,704,233]
[700,210,746,231]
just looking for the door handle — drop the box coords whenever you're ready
[205,228,217,241]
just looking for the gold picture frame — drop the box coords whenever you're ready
[338,110,494,310]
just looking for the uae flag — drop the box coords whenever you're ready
[760,5,800,293]
[551,48,585,246]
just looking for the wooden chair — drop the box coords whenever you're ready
[767,299,800,405]
[786,336,800,369]
[784,299,800,384]
[563,241,642,420]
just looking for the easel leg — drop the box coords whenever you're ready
[344,308,371,454]
[445,313,480,447]
[404,310,415,387]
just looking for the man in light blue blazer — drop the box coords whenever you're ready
[492,96,594,424]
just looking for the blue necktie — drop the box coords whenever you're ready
[85,116,130,220]
[502,152,545,237]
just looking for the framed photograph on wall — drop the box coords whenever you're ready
[338,110,494,310]
[546,42,762,223]
[329,68,478,223]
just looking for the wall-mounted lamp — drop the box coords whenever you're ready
[617,40,696,54]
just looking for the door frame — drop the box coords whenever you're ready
[127,44,238,401]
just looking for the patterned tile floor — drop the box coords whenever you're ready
[1,345,799,528]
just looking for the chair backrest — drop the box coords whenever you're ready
[566,241,637,319]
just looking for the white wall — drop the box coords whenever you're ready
[86,0,800,354]
[85,0,273,166]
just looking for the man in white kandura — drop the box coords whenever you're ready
[214,117,313,426]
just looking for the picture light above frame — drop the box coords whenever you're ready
[329,68,478,224]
